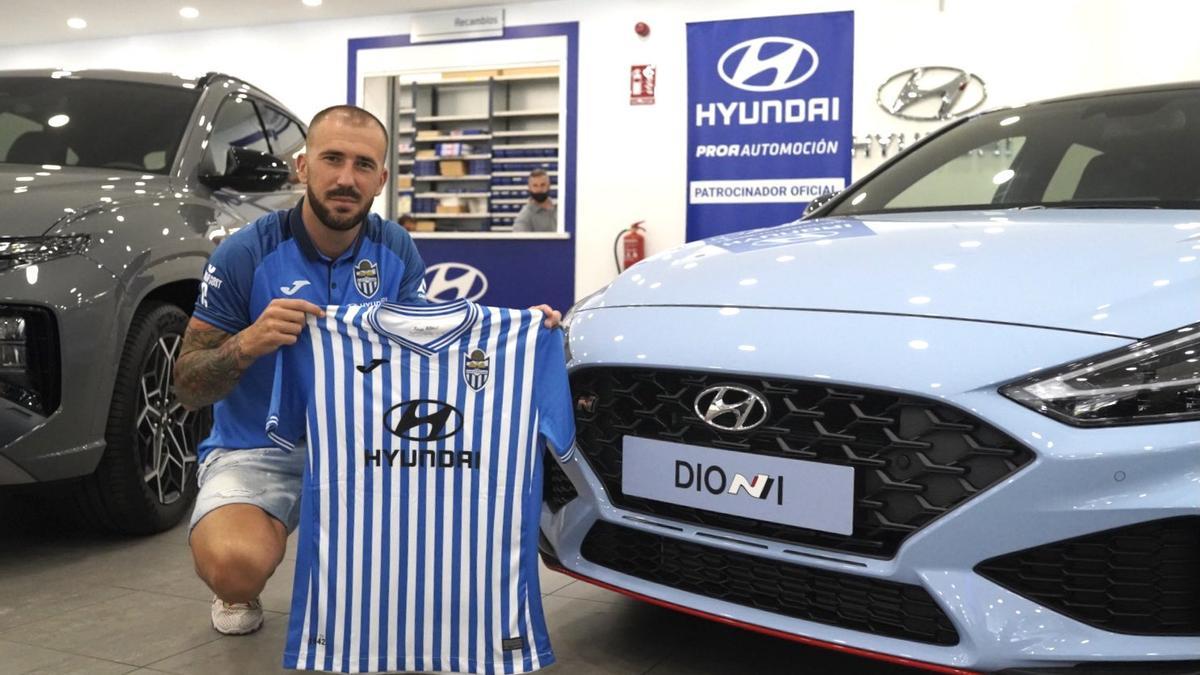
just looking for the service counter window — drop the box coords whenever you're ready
[362,65,567,240]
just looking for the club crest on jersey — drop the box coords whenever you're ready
[354,259,379,298]
[464,348,489,391]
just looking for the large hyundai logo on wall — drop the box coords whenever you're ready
[423,262,489,302]
[717,37,819,92]
[877,67,987,121]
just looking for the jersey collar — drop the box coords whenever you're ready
[286,198,369,264]
[367,300,479,357]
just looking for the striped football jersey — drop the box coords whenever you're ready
[267,300,574,674]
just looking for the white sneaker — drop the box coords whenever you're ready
[210,595,264,635]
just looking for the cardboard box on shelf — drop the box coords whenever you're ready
[436,203,468,214]
[437,142,474,157]
[443,68,501,80]
[415,221,436,231]
[500,66,559,77]
[416,129,441,140]
[395,175,413,188]
[439,160,466,177]
[415,149,437,159]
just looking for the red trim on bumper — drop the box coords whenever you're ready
[543,557,979,675]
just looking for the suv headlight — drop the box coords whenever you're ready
[1001,323,1200,426]
[0,235,90,269]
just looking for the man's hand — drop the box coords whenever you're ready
[530,304,561,329]
[174,299,324,410]
[239,299,326,361]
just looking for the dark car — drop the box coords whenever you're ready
[0,69,308,533]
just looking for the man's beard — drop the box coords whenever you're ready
[308,184,373,232]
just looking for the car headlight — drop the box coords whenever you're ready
[1001,323,1200,426]
[0,235,90,269]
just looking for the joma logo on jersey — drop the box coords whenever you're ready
[365,448,477,469]
[385,399,462,441]
[674,461,784,506]
[463,348,489,391]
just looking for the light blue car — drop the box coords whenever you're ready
[541,83,1200,674]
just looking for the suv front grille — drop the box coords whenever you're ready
[581,520,959,645]
[976,516,1200,636]
[571,367,1034,558]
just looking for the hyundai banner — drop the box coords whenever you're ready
[686,11,853,241]
[415,239,573,317]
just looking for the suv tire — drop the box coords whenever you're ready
[78,302,210,534]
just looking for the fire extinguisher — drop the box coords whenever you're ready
[614,221,646,272]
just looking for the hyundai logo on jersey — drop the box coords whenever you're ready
[353,258,379,298]
[424,262,489,301]
[463,348,490,391]
[363,448,478,469]
[385,399,463,441]
[686,11,853,241]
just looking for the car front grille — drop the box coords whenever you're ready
[570,367,1034,558]
[976,516,1200,636]
[543,450,577,513]
[580,520,959,646]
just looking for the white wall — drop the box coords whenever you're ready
[2,0,1199,302]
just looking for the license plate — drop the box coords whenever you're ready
[621,436,854,535]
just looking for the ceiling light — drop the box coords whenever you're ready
[47,114,70,128]
[179,7,199,19]
[67,17,87,29]
[302,0,323,6]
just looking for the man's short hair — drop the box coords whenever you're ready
[309,105,388,147]
[528,168,549,180]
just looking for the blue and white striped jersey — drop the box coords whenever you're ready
[266,300,574,674]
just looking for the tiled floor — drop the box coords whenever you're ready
[0,499,920,675]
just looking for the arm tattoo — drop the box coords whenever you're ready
[173,323,253,409]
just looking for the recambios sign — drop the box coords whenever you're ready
[695,36,841,127]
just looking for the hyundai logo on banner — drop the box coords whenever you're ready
[423,262,489,302]
[717,37,819,92]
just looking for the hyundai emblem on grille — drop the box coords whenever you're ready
[694,384,769,431]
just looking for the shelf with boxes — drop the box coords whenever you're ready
[492,130,557,139]
[372,65,562,232]
[492,109,558,118]
[410,213,497,219]
[414,134,494,142]
[492,171,558,178]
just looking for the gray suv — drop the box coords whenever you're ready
[0,70,308,532]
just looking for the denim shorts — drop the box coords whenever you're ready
[189,445,306,534]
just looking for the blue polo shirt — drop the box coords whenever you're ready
[192,201,426,462]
